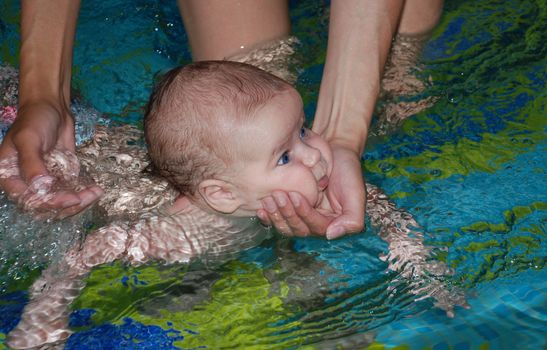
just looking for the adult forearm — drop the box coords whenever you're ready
[19,0,80,109]
[313,0,404,155]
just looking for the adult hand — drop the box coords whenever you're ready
[0,101,103,219]
[257,144,365,239]
[322,144,366,239]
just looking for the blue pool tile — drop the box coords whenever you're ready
[69,308,97,328]
[513,308,545,324]
[500,293,516,303]
[454,324,469,331]
[514,285,532,298]
[432,342,450,350]
[454,342,471,350]
[415,326,434,334]
[492,303,511,319]
[516,288,542,303]
[66,318,184,350]
[420,310,446,324]
[390,322,410,331]
[474,323,499,341]
[531,307,547,321]
[0,291,27,334]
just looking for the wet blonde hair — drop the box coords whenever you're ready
[144,61,291,195]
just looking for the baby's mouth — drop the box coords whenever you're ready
[317,175,329,191]
[313,160,329,191]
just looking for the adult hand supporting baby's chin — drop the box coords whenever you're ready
[0,101,103,219]
[257,145,365,239]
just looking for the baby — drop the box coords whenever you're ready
[6,60,336,348]
[6,61,467,349]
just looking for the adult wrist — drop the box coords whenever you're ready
[328,133,367,157]
[18,71,71,111]
[18,97,70,114]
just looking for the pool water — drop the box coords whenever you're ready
[1,0,546,349]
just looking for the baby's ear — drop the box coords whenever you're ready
[198,179,242,214]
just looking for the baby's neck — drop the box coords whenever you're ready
[159,195,271,262]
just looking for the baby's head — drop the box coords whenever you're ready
[145,61,332,216]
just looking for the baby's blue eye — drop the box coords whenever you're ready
[277,151,290,165]
[300,127,307,138]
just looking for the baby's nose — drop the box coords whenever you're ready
[299,143,321,168]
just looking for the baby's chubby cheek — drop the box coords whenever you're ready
[301,187,322,208]
[280,180,320,208]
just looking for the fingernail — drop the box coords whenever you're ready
[288,192,300,207]
[273,192,287,207]
[326,226,345,240]
[256,210,266,221]
[262,197,276,213]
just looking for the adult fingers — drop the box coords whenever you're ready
[54,185,103,219]
[41,191,81,211]
[272,191,312,237]
[256,209,272,226]
[289,192,333,235]
[11,131,51,184]
[259,192,334,236]
[261,196,292,236]
[26,184,103,220]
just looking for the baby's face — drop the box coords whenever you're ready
[229,89,333,215]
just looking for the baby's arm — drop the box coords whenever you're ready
[6,223,130,349]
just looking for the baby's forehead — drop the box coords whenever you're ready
[206,87,302,143]
[256,88,303,113]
